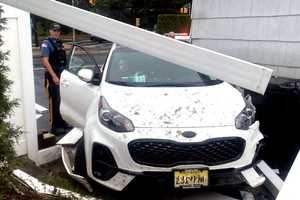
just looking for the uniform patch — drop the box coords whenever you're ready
[42,43,48,48]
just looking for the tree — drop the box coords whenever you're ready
[31,0,192,39]
[65,0,191,28]
[89,0,191,29]
[0,6,20,192]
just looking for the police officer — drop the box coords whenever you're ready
[41,23,68,135]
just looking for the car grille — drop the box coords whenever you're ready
[128,137,245,167]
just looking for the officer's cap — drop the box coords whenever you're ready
[49,23,61,31]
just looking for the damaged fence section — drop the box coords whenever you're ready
[12,169,98,200]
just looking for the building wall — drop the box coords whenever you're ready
[191,0,300,79]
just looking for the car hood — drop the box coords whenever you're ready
[101,82,245,128]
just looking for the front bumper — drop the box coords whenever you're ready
[60,142,265,192]
[87,155,265,191]
[83,117,264,191]
[109,165,250,187]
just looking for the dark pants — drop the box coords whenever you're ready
[45,78,67,134]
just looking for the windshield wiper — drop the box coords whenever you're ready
[108,81,138,86]
[144,82,204,87]
[108,81,210,87]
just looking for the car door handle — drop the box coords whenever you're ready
[61,79,70,87]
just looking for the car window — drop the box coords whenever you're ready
[68,46,98,75]
[106,47,222,87]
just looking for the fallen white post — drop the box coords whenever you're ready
[257,160,283,197]
[0,0,272,94]
[12,169,98,200]
[35,103,47,114]
[35,103,47,120]
[35,113,42,120]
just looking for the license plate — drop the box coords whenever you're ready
[174,169,208,188]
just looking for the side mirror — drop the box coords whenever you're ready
[78,68,94,82]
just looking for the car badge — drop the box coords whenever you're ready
[182,131,196,138]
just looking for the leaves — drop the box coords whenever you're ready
[156,14,191,34]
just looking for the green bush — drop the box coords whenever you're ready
[156,14,191,34]
[0,6,21,191]
[36,21,47,37]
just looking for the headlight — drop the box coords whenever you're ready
[235,95,256,130]
[98,96,135,132]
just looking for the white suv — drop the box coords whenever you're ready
[59,44,265,191]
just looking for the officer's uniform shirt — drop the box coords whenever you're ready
[41,37,57,58]
[41,37,66,79]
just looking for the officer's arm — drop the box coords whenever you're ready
[41,42,60,85]
[42,57,60,85]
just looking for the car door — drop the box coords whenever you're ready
[60,45,101,129]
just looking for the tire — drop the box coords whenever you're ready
[74,138,87,176]
[250,186,275,200]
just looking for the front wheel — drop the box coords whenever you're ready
[74,138,87,176]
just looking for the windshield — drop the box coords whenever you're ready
[106,47,222,87]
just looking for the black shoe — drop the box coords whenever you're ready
[64,125,73,133]
[51,128,66,136]
[65,125,73,129]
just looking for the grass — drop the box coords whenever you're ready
[38,174,89,195]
